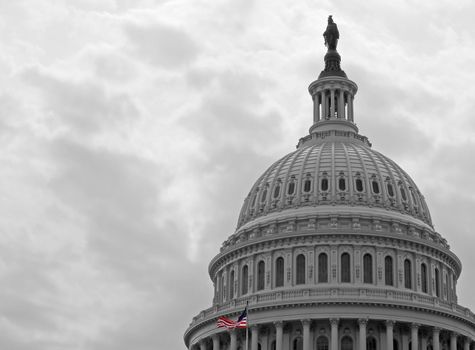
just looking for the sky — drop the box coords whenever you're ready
[1,1,475,349]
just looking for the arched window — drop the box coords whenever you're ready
[318,253,328,283]
[221,275,226,302]
[317,336,329,350]
[355,178,364,192]
[404,259,412,289]
[273,184,281,198]
[257,261,265,291]
[400,187,407,201]
[303,179,312,192]
[341,253,351,283]
[341,336,353,350]
[421,263,428,293]
[296,254,306,285]
[251,194,257,207]
[445,273,449,299]
[321,178,329,191]
[385,256,393,286]
[339,178,346,191]
[293,337,303,350]
[229,270,235,299]
[435,267,440,297]
[363,253,373,284]
[261,188,267,202]
[387,183,395,197]
[275,257,284,287]
[288,182,296,195]
[258,344,262,350]
[393,340,399,350]
[367,337,377,350]
[241,265,248,295]
[372,181,380,194]
[271,341,276,350]
[411,189,417,203]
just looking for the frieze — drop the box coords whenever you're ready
[228,214,450,254]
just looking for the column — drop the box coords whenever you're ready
[330,89,335,119]
[421,334,427,350]
[320,91,325,120]
[451,333,458,350]
[261,328,268,350]
[230,329,237,350]
[411,324,419,350]
[275,321,283,350]
[251,326,259,350]
[386,320,394,350]
[339,89,344,119]
[330,318,339,350]
[212,334,220,350]
[464,337,470,350]
[302,319,311,350]
[359,319,367,350]
[200,339,207,350]
[314,94,320,123]
[348,95,354,122]
[433,328,440,350]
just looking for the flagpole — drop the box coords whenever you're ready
[246,301,249,350]
[246,325,248,350]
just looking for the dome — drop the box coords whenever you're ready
[185,17,475,350]
[237,137,433,231]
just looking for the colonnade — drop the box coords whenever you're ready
[313,88,354,123]
[193,318,473,350]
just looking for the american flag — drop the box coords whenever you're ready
[216,307,248,329]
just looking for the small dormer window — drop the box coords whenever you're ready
[338,178,346,191]
[273,184,281,198]
[387,183,394,197]
[355,178,363,192]
[303,179,312,193]
[400,187,407,201]
[410,189,418,206]
[251,193,257,207]
[287,182,295,195]
[321,178,329,191]
[261,188,267,202]
[372,181,380,194]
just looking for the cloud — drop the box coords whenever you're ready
[2,2,475,350]
[21,67,140,137]
[124,22,199,69]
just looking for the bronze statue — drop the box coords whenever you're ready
[323,15,339,50]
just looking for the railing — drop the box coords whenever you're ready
[189,286,475,326]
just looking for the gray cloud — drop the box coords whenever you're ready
[2,2,475,350]
[21,67,140,136]
[48,139,179,277]
[124,22,199,68]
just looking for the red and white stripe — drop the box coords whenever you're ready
[216,316,236,329]
[235,316,247,329]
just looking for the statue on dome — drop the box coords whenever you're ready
[323,15,339,50]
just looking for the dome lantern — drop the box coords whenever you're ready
[306,16,360,140]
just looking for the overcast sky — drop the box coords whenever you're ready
[1,1,475,349]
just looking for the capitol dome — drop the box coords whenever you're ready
[185,16,475,350]
[237,137,433,231]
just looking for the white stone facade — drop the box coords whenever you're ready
[184,22,475,350]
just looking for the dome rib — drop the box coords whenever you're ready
[341,143,354,201]
[312,143,325,202]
